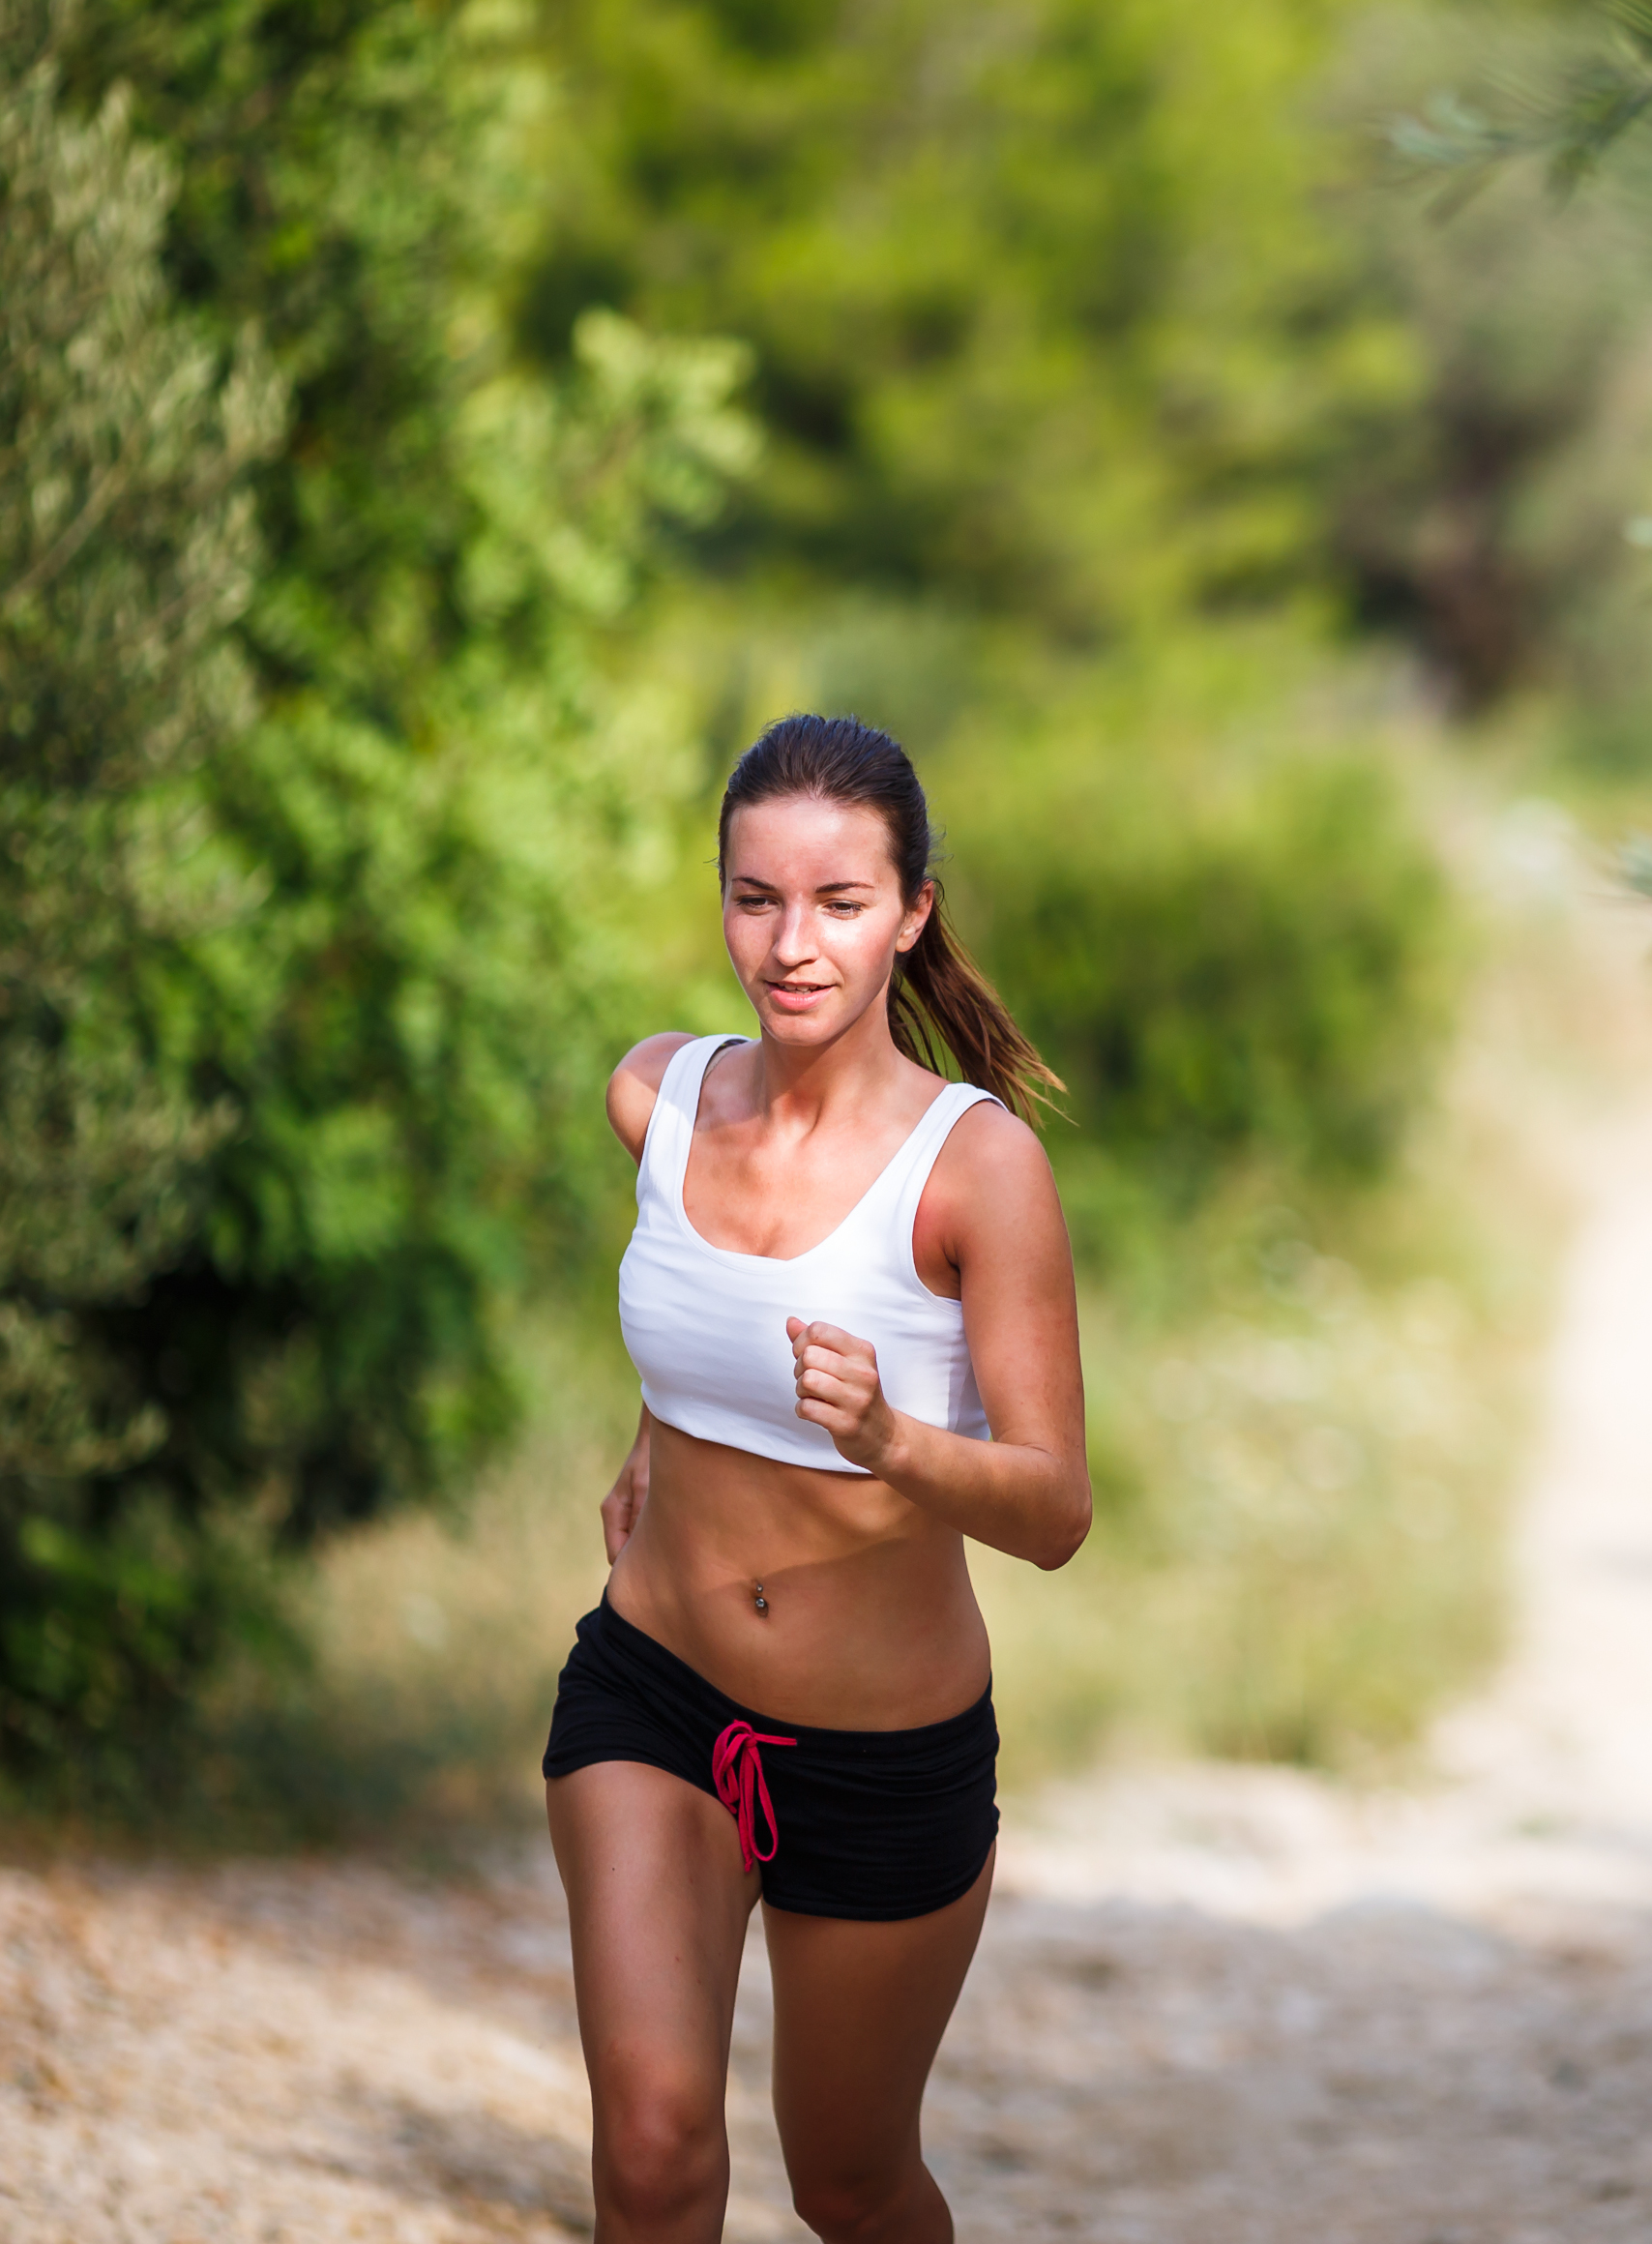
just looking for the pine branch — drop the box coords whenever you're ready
[1390,3,1652,208]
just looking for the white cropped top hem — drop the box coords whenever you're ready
[617,1035,1003,1474]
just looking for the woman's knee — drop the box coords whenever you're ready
[593,2063,728,2227]
[790,2162,928,2242]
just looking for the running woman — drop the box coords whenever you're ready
[544,714,1091,2243]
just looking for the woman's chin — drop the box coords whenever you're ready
[755,998,850,1044]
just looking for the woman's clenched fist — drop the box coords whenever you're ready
[786,1316,900,1474]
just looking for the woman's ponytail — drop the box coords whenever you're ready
[719,713,1065,1125]
[889,894,1064,1124]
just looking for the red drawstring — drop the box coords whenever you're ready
[712,1719,796,1873]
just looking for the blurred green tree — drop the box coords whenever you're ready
[518,0,1412,638]
[526,0,1652,722]
[938,653,1452,1232]
[1329,8,1652,713]
[0,0,752,1789]
[1,31,287,1770]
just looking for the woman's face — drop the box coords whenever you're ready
[723,795,931,1050]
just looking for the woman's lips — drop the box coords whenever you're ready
[767,980,832,1012]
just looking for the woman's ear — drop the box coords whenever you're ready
[895,880,935,955]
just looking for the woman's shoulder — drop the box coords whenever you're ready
[605,1032,701,1163]
[939,1090,1048,1173]
[924,1090,1059,1236]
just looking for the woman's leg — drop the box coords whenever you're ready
[547,1762,759,2243]
[764,1847,994,2244]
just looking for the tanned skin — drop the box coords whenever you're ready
[546,795,1090,2244]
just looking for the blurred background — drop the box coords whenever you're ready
[3,0,1650,1842]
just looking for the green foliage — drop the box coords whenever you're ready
[929,644,1452,1231]
[122,310,752,1559]
[973,759,1446,1194]
[0,26,288,1775]
[534,0,1652,719]
[1334,11,1652,710]
[0,0,753,1789]
[47,0,753,724]
[522,0,1409,635]
[1390,1,1652,202]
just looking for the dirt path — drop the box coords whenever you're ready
[998,1091,1652,1931]
[957,1090,1652,2243]
[6,893,1652,2242]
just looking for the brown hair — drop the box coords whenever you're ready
[717,713,1064,1123]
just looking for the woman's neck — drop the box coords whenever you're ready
[745,995,917,1131]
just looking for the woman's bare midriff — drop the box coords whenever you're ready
[605,1417,991,1729]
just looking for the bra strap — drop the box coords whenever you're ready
[887,1081,1005,1237]
[638,1034,746,1208]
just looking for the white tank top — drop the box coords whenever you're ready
[619,1035,1002,1475]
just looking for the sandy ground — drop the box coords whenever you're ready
[6,889,1652,2241]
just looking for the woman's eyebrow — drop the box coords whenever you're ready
[728,876,877,894]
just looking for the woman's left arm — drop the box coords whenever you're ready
[787,1105,1091,1569]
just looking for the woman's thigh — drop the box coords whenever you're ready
[763,1847,994,2195]
[546,1761,758,2136]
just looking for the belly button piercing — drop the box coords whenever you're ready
[752,1581,769,1616]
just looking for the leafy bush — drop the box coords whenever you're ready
[520,0,1408,634]
[984,765,1444,1180]
[0,4,753,1794]
[0,30,288,1780]
[1327,10,1652,713]
[937,651,1453,1225]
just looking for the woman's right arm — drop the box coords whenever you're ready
[605,1031,696,1163]
[599,1033,694,1558]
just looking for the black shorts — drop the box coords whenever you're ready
[542,1597,999,1922]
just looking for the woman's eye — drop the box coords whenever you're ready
[825,901,865,916]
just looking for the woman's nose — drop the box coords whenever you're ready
[772,904,815,961]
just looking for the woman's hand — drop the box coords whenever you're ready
[601,1405,652,1564]
[787,1317,901,1475]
